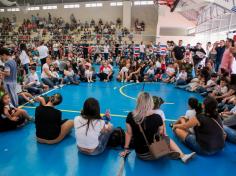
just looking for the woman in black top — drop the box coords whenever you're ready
[173,96,225,155]
[35,93,74,144]
[120,92,195,163]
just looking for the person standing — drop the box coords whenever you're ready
[19,43,30,75]
[172,40,186,66]
[220,38,234,74]
[0,48,18,107]
[37,41,49,72]
[139,41,145,60]
[104,42,110,60]
[215,40,226,72]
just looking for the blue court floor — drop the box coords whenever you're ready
[0,80,236,176]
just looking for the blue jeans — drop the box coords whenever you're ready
[81,130,113,156]
[185,134,221,155]
[23,63,29,75]
[223,126,236,144]
[176,79,187,86]
[64,75,79,84]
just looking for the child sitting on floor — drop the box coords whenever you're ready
[172,97,202,134]
[0,93,33,127]
[152,96,166,135]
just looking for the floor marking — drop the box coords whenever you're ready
[119,83,175,105]
[22,106,176,122]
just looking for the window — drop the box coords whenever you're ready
[85,3,103,8]
[110,2,123,6]
[134,1,154,6]
[7,8,20,12]
[42,5,57,10]
[27,6,40,11]
[0,9,4,12]
[64,4,80,9]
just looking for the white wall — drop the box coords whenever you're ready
[156,6,196,45]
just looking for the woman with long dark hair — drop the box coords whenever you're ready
[74,98,113,155]
[173,96,225,155]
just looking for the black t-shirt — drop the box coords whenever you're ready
[35,106,62,140]
[194,114,225,152]
[126,112,163,154]
[83,43,89,53]
[173,46,186,60]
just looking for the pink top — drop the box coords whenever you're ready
[220,48,233,73]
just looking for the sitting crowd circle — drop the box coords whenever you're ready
[0,37,236,164]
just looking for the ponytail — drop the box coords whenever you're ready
[203,96,219,119]
[188,97,202,115]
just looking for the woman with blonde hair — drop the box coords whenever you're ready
[120,92,195,163]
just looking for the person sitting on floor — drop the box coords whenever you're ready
[97,61,113,82]
[173,97,202,134]
[120,92,195,163]
[41,56,60,89]
[24,66,49,95]
[35,93,74,144]
[221,96,236,144]
[74,98,113,155]
[0,93,33,132]
[173,96,225,155]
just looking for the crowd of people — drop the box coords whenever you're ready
[0,34,236,164]
[0,14,135,43]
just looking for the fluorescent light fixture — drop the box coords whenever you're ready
[0,9,4,12]
[134,1,154,6]
[42,5,57,10]
[7,8,20,12]
[27,6,40,11]
[110,2,123,6]
[85,3,103,8]
[64,4,80,9]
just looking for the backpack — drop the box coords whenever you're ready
[107,127,134,149]
[107,127,125,148]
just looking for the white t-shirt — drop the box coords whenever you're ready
[156,61,161,68]
[153,109,166,121]
[102,67,111,75]
[147,68,155,75]
[166,67,175,74]
[28,72,40,85]
[207,79,216,86]
[185,109,196,119]
[232,57,236,74]
[41,63,50,78]
[74,116,105,149]
[120,67,129,73]
[140,44,145,53]
[177,72,187,80]
[53,43,59,51]
[37,45,48,59]
[19,50,30,65]
[104,45,109,53]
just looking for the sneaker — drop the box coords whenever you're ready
[181,152,196,163]
[136,80,140,83]
[53,86,59,89]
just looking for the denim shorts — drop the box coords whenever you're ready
[185,134,219,155]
